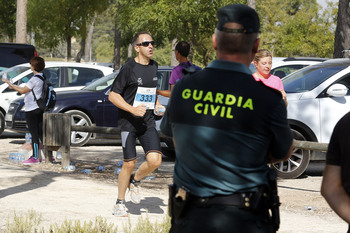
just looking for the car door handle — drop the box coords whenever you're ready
[97,100,102,103]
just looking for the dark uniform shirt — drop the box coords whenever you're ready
[111,58,158,132]
[161,60,293,197]
[326,111,350,195]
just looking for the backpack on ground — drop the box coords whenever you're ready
[31,74,56,111]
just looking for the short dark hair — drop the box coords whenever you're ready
[215,29,258,54]
[175,41,190,57]
[30,56,45,72]
[132,31,152,46]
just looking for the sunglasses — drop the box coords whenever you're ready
[136,41,155,47]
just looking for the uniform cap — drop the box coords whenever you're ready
[216,4,260,34]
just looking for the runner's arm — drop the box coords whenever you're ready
[108,91,146,117]
[321,164,350,224]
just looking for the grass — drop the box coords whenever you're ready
[5,210,171,233]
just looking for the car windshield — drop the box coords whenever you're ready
[283,63,348,93]
[83,71,118,91]
[0,65,30,84]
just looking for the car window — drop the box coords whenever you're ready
[66,67,104,87]
[84,72,119,91]
[271,65,306,78]
[0,66,30,85]
[43,68,60,88]
[283,64,347,93]
[157,70,171,90]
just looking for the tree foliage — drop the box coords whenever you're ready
[257,0,336,58]
[20,0,338,63]
[0,0,16,41]
[113,0,244,66]
[27,0,109,60]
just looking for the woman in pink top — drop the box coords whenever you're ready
[253,49,288,105]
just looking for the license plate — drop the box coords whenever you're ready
[5,113,13,122]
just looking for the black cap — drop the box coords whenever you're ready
[216,4,260,34]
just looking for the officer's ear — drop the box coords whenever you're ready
[212,33,217,51]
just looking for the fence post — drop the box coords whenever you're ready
[43,113,71,168]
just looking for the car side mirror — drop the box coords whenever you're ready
[326,84,348,97]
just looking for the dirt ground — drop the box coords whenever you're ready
[0,131,348,233]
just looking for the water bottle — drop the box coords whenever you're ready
[116,161,123,167]
[25,133,32,144]
[65,165,76,171]
[18,153,25,163]
[144,176,155,180]
[82,169,92,174]
[56,152,62,159]
[14,153,21,164]
[9,152,16,162]
[153,105,165,115]
[114,167,121,174]
[96,166,105,172]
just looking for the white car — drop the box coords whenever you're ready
[0,62,113,135]
[273,58,350,178]
[249,57,327,78]
[271,57,328,78]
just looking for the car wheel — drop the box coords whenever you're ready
[0,111,4,136]
[272,129,310,179]
[65,110,92,147]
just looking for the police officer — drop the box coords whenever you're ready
[161,4,294,233]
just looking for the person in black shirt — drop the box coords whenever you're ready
[109,31,163,217]
[321,112,350,232]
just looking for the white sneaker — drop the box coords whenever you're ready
[112,203,128,217]
[129,183,141,204]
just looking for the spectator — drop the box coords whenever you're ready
[157,41,201,97]
[321,112,350,233]
[253,49,287,105]
[3,56,47,164]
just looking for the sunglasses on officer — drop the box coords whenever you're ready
[136,41,155,47]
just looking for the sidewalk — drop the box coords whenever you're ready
[0,136,172,232]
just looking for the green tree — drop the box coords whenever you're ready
[112,0,243,67]
[0,0,16,41]
[257,0,336,58]
[28,0,109,61]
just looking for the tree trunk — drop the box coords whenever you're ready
[84,16,97,62]
[127,44,133,60]
[66,35,72,61]
[113,15,121,70]
[16,0,27,43]
[75,37,86,63]
[333,0,350,58]
[171,38,178,66]
[247,0,256,9]
[75,22,87,63]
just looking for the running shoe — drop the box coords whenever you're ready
[22,156,39,164]
[112,203,128,217]
[129,182,141,204]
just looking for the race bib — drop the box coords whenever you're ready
[133,87,156,109]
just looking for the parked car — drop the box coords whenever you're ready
[0,62,113,136]
[0,43,37,71]
[5,67,173,153]
[249,57,328,78]
[273,58,350,178]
